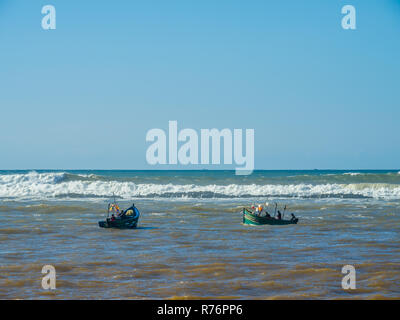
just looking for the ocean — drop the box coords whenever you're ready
[0,170,399,299]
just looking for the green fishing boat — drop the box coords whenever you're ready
[243,208,298,225]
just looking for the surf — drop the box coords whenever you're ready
[2,171,400,200]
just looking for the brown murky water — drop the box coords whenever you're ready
[1,198,399,299]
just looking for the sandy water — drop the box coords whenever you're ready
[0,198,399,299]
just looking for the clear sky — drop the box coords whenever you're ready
[0,0,399,170]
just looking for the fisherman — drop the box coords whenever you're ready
[111,213,116,222]
[125,203,135,213]
[290,213,296,221]
[277,210,282,220]
[264,202,271,217]
[124,203,140,219]
[257,204,263,216]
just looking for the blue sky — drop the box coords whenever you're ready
[0,0,399,169]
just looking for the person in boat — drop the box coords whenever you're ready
[128,203,135,210]
[257,204,263,216]
[124,203,139,218]
[290,213,296,221]
[119,209,126,218]
[277,210,282,220]
[263,201,271,217]
[110,213,116,222]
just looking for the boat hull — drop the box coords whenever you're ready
[243,208,298,225]
[98,217,138,229]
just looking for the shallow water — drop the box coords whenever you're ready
[0,198,399,299]
[0,170,399,299]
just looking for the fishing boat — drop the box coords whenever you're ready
[243,208,298,225]
[98,199,140,229]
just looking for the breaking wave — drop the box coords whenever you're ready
[1,171,400,200]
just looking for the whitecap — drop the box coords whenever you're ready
[2,172,400,200]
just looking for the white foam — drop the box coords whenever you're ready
[1,172,400,200]
[343,172,362,176]
[0,172,137,200]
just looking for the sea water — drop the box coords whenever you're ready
[0,170,399,299]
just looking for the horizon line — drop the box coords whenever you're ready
[1,168,399,172]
